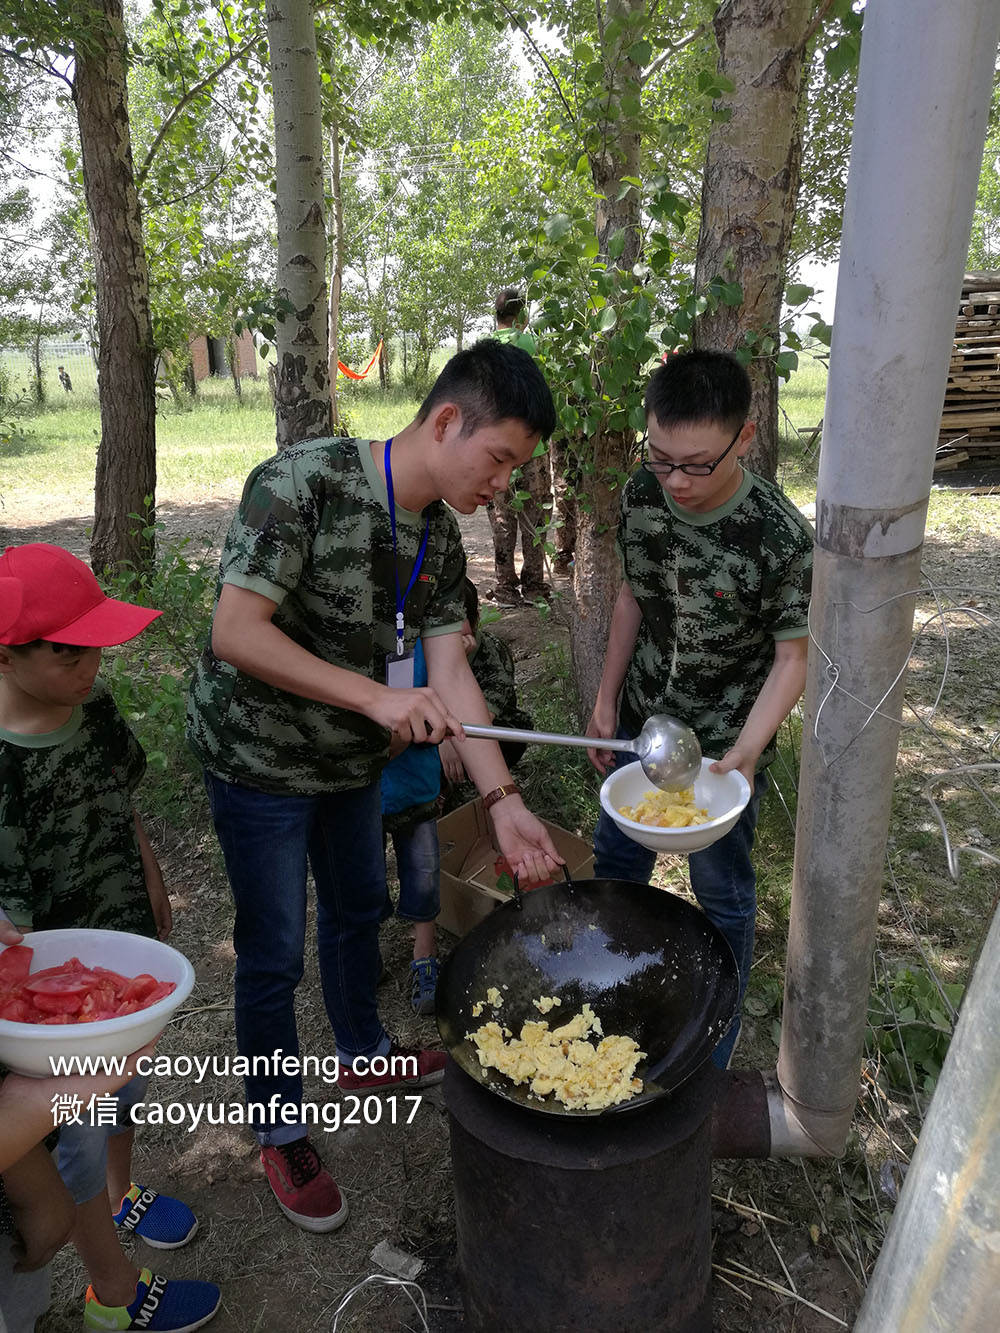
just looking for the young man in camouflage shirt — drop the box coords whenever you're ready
[186,340,562,1233]
[587,351,813,1068]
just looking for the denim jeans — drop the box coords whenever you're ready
[593,735,768,1068]
[204,771,391,1145]
[384,817,441,924]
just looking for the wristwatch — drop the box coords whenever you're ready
[482,784,520,812]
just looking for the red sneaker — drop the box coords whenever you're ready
[338,1041,446,1092]
[260,1139,348,1233]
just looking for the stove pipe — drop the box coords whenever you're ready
[446,1059,717,1333]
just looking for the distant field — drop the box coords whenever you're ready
[2,355,828,511]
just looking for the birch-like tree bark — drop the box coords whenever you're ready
[266,0,332,448]
[75,0,157,572]
[568,0,644,721]
[328,119,344,428]
[693,0,813,481]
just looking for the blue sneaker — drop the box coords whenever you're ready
[84,1267,220,1331]
[114,1184,198,1249]
[410,956,439,1016]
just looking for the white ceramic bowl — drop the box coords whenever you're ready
[0,929,195,1077]
[600,759,752,855]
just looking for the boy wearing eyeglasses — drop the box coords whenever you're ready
[586,349,813,1067]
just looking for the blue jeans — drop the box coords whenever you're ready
[384,817,441,924]
[205,771,391,1145]
[593,737,768,1068]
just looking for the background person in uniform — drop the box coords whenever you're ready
[487,288,551,605]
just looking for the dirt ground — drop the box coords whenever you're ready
[7,467,995,1332]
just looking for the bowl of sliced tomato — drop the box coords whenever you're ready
[0,929,195,1077]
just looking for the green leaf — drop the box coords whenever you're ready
[598,306,617,333]
[775,350,799,373]
[785,283,814,307]
[543,213,572,242]
[825,34,861,81]
[607,228,626,260]
[628,39,652,65]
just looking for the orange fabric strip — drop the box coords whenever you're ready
[337,340,383,380]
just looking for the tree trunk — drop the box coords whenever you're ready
[226,335,242,399]
[266,0,331,449]
[30,289,47,405]
[693,0,812,482]
[569,432,624,725]
[327,119,344,428]
[74,0,157,573]
[569,0,644,722]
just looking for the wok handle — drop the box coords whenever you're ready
[460,723,635,753]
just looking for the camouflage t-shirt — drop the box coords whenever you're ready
[618,467,813,770]
[0,678,155,935]
[186,436,467,794]
[470,630,532,732]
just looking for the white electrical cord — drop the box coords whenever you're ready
[329,1273,430,1332]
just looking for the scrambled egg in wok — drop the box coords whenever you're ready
[467,1000,645,1111]
[619,786,709,828]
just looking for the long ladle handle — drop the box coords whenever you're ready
[459,723,635,753]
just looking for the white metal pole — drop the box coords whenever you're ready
[853,905,1000,1331]
[771,0,1000,1155]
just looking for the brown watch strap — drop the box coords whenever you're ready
[482,784,520,812]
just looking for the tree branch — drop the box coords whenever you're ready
[798,0,839,55]
[494,0,576,124]
[135,34,262,187]
[642,22,708,85]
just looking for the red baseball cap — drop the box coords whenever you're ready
[0,544,161,646]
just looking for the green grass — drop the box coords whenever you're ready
[3,359,828,502]
[1,377,426,501]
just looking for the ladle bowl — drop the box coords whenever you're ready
[460,713,702,792]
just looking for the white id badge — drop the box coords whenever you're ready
[386,651,416,688]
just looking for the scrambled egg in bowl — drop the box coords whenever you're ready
[618,786,709,828]
[468,1000,645,1111]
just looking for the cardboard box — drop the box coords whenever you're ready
[436,798,595,937]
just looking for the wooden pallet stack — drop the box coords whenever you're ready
[936,272,1000,472]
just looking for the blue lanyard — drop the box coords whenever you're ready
[384,437,430,656]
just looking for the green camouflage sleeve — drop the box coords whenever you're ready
[0,758,31,927]
[470,632,531,730]
[761,523,813,639]
[421,508,467,637]
[219,452,319,603]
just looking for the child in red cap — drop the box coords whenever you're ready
[0,544,220,1332]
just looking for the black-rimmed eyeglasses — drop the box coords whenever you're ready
[640,423,744,477]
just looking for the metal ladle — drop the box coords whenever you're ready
[460,713,702,791]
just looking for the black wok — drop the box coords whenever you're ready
[436,874,739,1117]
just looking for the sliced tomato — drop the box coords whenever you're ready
[0,945,33,985]
[77,983,119,1021]
[2,955,174,1025]
[23,970,100,998]
[121,973,159,1003]
[142,981,176,1006]
[0,995,33,1022]
[90,966,130,998]
[30,987,86,1015]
